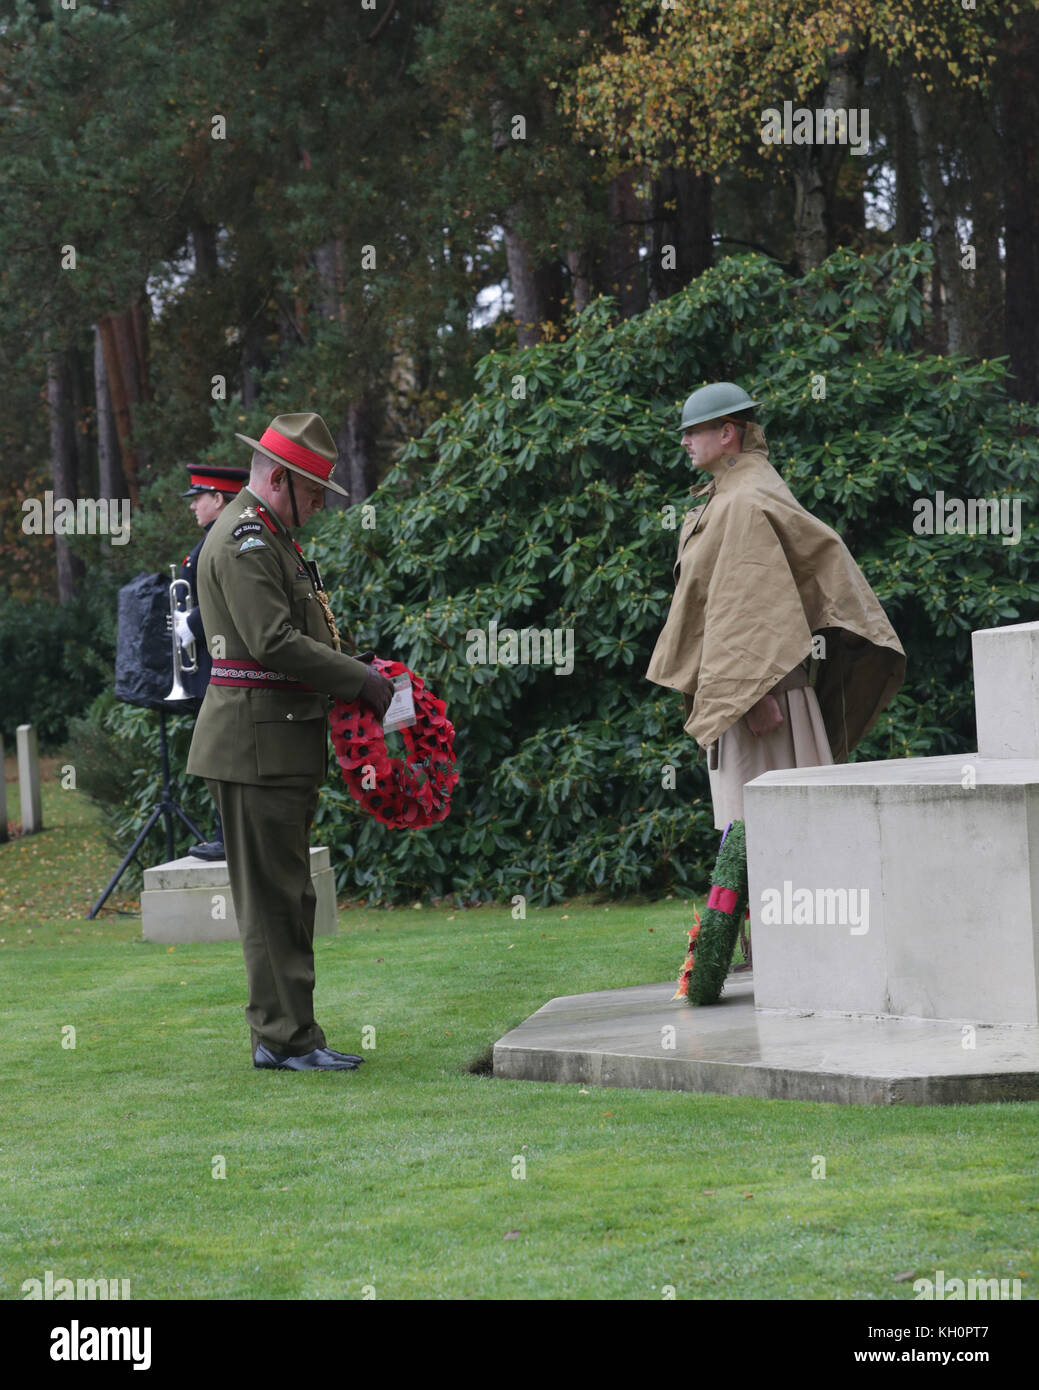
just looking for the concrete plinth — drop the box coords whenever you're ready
[493,977,1039,1105]
[743,754,1039,1025]
[140,846,337,943]
[496,620,1039,1104]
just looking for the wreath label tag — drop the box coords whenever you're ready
[383,675,417,732]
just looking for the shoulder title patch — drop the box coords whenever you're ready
[231,521,264,540]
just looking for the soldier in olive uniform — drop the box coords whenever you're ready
[175,464,249,860]
[186,413,393,1073]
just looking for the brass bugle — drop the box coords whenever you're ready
[165,563,198,701]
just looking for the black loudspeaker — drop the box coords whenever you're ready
[114,572,197,711]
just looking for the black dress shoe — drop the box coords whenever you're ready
[322,1047,365,1064]
[189,841,226,861]
[253,1044,359,1071]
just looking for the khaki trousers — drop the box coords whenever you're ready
[206,778,326,1058]
[704,664,834,830]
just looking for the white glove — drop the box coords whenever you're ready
[174,609,195,648]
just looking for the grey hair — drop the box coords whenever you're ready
[249,451,278,482]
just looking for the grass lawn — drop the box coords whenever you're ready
[1,764,1037,1300]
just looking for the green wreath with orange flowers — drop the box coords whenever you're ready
[674,819,749,1006]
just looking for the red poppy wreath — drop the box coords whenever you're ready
[330,657,458,829]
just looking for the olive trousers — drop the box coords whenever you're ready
[205,777,326,1058]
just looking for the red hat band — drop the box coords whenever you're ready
[259,427,334,482]
[188,470,245,494]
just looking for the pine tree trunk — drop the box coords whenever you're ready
[489,97,566,344]
[790,34,864,272]
[503,222,541,347]
[93,326,126,501]
[190,218,219,279]
[962,98,1006,363]
[649,165,713,300]
[893,75,923,246]
[566,247,593,314]
[605,169,647,318]
[96,315,137,504]
[332,394,378,508]
[46,349,85,604]
[906,82,964,354]
[97,305,149,502]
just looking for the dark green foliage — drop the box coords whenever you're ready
[92,246,1039,904]
[687,821,749,1007]
[0,586,116,749]
[300,244,1039,904]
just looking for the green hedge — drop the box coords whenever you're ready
[0,584,117,749]
[85,244,1039,904]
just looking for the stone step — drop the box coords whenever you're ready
[493,978,1039,1105]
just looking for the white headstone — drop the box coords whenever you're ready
[16,724,42,835]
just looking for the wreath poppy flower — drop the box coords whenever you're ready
[330,657,458,830]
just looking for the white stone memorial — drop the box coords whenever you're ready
[495,620,1039,1102]
[140,846,338,944]
[16,723,42,834]
[745,620,1039,1027]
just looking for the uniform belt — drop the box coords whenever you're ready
[770,661,811,695]
[210,659,314,692]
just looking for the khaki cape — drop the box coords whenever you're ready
[646,424,905,759]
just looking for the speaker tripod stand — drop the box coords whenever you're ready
[87,704,207,919]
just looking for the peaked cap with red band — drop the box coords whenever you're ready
[234,412,349,497]
[181,464,249,497]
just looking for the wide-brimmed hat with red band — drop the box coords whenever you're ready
[235,412,349,498]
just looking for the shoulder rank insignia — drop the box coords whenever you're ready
[254,504,279,535]
[231,520,264,541]
[236,535,267,554]
[239,505,257,519]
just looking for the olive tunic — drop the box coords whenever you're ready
[187,485,368,1056]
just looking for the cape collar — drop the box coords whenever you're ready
[689,422,771,499]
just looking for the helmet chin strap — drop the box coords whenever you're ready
[285,470,301,528]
